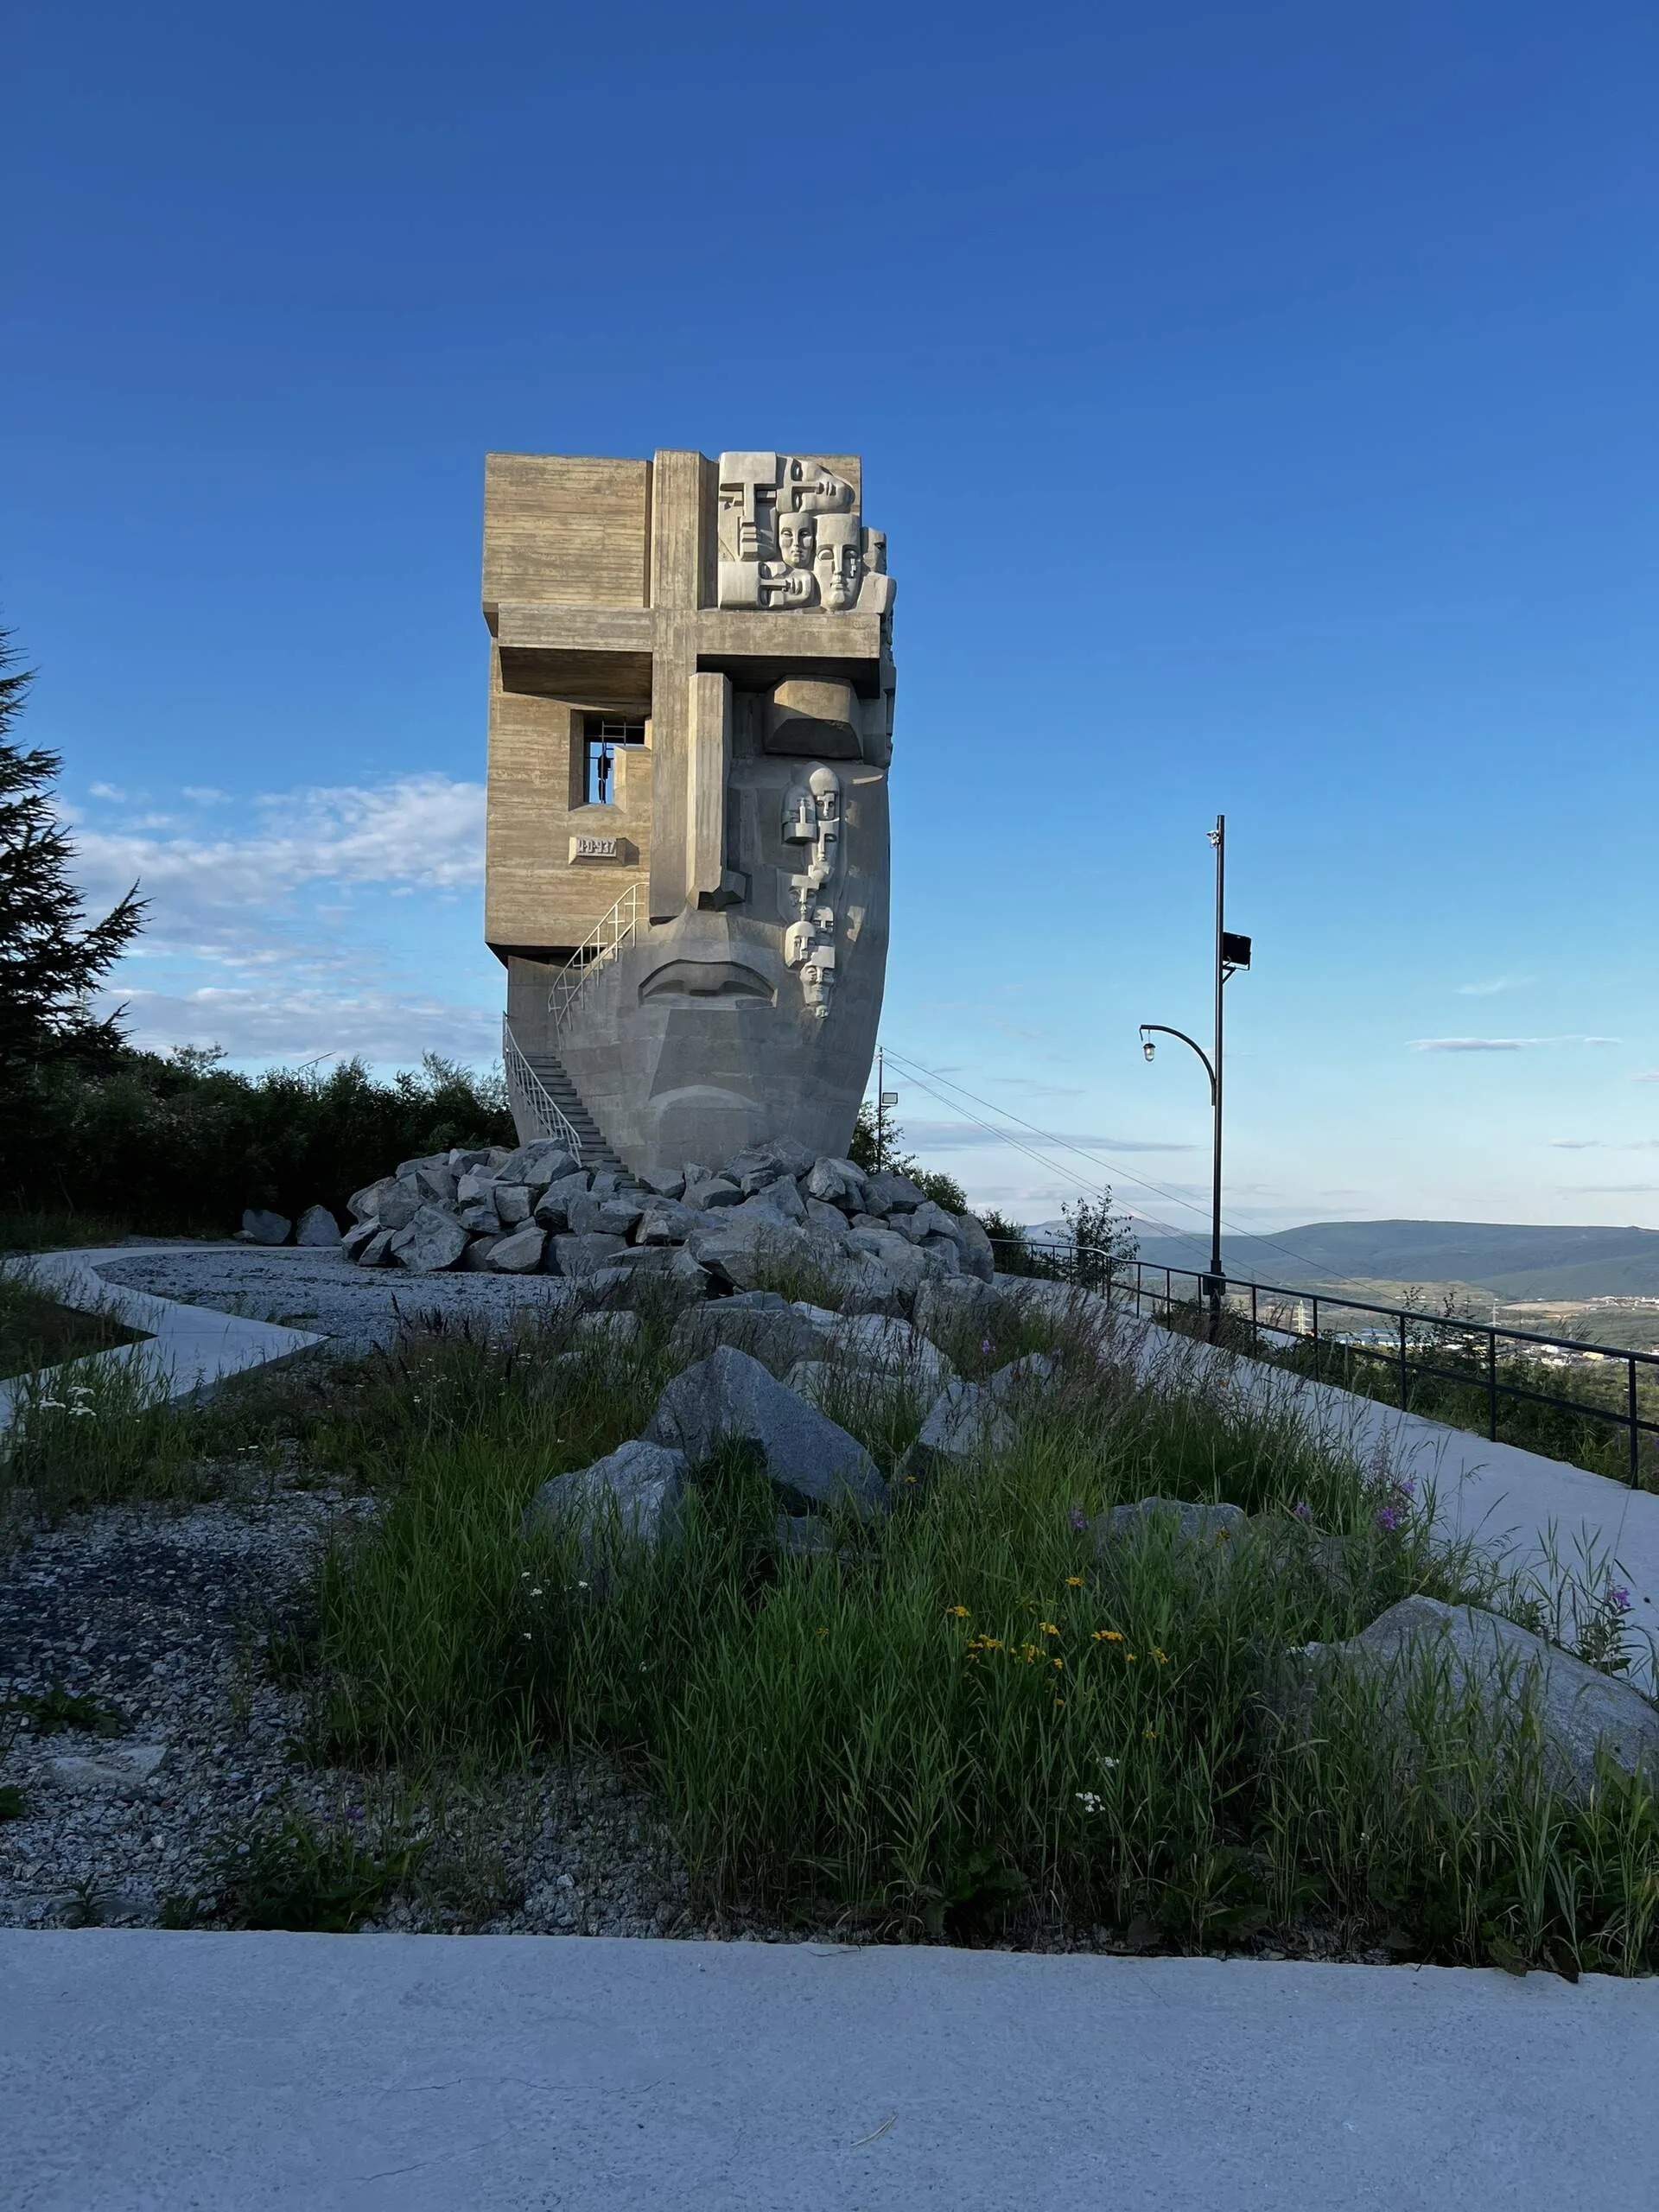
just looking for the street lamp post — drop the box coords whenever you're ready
[1140,813,1251,1344]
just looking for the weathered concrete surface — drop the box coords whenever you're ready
[3,1932,1656,2210]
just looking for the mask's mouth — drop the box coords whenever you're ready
[637,959,777,1007]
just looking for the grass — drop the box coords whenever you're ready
[298,1290,1659,1973]
[8,1269,1656,1970]
[0,1265,149,1382]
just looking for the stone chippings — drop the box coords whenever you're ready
[0,1482,779,1941]
[328,1139,998,1294]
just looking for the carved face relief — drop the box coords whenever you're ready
[716,452,780,566]
[776,512,817,571]
[780,456,855,515]
[812,515,862,612]
[715,453,887,613]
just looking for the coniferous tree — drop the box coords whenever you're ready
[0,626,146,1073]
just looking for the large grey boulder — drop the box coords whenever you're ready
[409,1162,457,1207]
[683,1175,743,1212]
[553,1232,628,1276]
[746,1175,808,1224]
[987,1351,1057,1400]
[804,1198,854,1238]
[805,1156,870,1211]
[634,1201,697,1245]
[845,1226,929,1300]
[670,1292,836,1376]
[494,1183,534,1227]
[863,1170,926,1214]
[346,1176,398,1224]
[377,1179,423,1231]
[832,1313,955,1394]
[897,1379,1016,1484]
[957,1212,996,1282]
[455,1168,498,1207]
[295,1204,341,1248]
[390,1204,470,1274]
[486,1224,546,1274]
[458,1200,502,1234]
[240,1208,290,1246]
[533,1173,592,1231]
[459,1234,505,1271]
[357,1227,397,1268]
[909,1199,965,1253]
[683,1209,801,1290]
[527,1439,688,1560]
[1293,1595,1659,1802]
[724,1138,816,1191]
[913,1274,998,1340]
[496,1140,578,1191]
[341,1219,382,1262]
[568,1191,645,1239]
[918,1235,962,1277]
[1095,1497,1249,1554]
[645,1345,887,1516]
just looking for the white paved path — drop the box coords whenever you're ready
[5,1930,1656,2210]
[0,1246,323,1427]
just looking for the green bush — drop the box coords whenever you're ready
[0,1048,514,1238]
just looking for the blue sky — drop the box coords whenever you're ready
[6,0,1655,1237]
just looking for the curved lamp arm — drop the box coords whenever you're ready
[1138,1023,1217,1105]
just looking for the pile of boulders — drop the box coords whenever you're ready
[326,1135,995,1306]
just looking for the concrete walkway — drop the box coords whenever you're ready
[0,1246,324,1427]
[4,1930,1655,2209]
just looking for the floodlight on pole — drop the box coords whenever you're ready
[1138,813,1250,1344]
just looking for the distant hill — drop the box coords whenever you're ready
[1129,1220,1659,1300]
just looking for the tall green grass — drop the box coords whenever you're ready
[302,1299,1659,1968]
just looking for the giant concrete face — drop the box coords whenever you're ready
[491,448,897,1179]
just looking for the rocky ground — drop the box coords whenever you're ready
[97,1247,575,1359]
[0,1467,761,1939]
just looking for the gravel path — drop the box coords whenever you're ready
[95,1247,575,1359]
[0,1472,769,1939]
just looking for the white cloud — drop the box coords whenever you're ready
[1412,1036,1621,1052]
[104,982,499,1067]
[71,772,484,927]
[67,774,495,1071]
[1455,976,1535,996]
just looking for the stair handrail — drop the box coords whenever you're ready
[549,882,642,1039]
[501,1016,583,1164]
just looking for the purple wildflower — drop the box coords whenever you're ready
[1610,1585,1632,1613]
[1068,1508,1089,1534]
[1293,1502,1313,1522]
[980,1338,995,1356]
[1376,1504,1402,1534]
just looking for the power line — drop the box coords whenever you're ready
[880,1045,1363,1288]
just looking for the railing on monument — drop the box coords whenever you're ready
[548,883,642,1040]
[501,1017,583,1165]
[986,1236,1659,1491]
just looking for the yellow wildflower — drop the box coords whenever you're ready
[1065,1574,1084,1587]
[1091,1630,1123,1644]
[1039,1621,1059,1637]
[1152,1647,1168,1666]
[947,1605,971,1619]
[1126,1652,1138,1662]
[1052,1657,1065,1670]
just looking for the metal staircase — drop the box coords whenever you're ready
[501,1018,626,1172]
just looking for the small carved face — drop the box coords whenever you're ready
[717,453,779,563]
[812,518,862,611]
[776,512,817,570]
[807,766,840,821]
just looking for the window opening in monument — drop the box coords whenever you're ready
[582,715,645,806]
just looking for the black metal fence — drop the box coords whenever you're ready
[988,1241,1659,1489]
